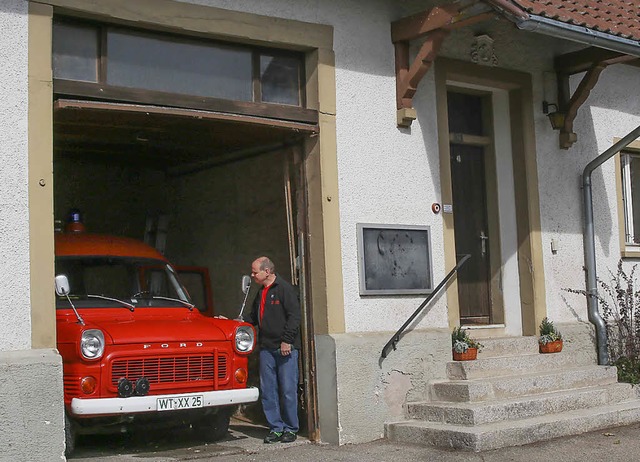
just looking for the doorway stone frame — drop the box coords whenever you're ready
[28,0,343,348]
[28,0,343,445]
[435,58,547,336]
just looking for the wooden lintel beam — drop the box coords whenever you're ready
[391,4,460,43]
[558,63,607,149]
[555,47,635,75]
[396,30,449,109]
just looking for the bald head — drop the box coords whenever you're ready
[255,256,275,273]
[251,256,276,286]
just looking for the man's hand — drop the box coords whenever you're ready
[280,341,292,356]
[214,315,228,319]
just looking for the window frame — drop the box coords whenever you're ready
[52,17,314,124]
[616,141,640,257]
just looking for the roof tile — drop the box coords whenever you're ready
[508,0,640,41]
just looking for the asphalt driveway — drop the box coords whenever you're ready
[69,418,640,462]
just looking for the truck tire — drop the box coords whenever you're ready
[64,412,77,457]
[193,408,232,442]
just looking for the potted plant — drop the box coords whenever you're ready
[451,326,483,361]
[538,317,563,353]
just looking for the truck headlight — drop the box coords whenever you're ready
[81,329,105,360]
[234,325,255,354]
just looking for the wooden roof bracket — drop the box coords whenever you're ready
[394,31,449,127]
[391,3,494,127]
[552,48,637,149]
[555,64,607,149]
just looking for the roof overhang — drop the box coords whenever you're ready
[514,14,640,58]
[391,0,640,148]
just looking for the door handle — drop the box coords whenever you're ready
[479,231,489,257]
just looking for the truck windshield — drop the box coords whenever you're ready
[55,256,192,309]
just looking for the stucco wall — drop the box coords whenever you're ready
[179,0,451,333]
[170,2,640,443]
[0,349,64,461]
[317,329,450,444]
[539,64,640,323]
[173,1,640,337]
[0,0,31,351]
[5,0,638,451]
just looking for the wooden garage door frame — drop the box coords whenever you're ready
[28,0,344,352]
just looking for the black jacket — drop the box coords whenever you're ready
[246,274,301,350]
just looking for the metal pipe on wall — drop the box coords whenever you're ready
[582,125,640,365]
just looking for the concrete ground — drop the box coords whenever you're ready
[69,418,640,462]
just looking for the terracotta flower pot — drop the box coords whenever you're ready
[452,347,478,361]
[539,339,563,353]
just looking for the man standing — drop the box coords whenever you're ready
[245,256,301,444]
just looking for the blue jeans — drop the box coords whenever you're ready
[259,348,299,433]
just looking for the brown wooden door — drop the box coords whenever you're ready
[450,143,491,323]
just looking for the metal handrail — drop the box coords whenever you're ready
[380,254,471,359]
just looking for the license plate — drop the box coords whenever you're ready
[156,395,204,411]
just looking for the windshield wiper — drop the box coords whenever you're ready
[87,294,135,312]
[149,296,194,311]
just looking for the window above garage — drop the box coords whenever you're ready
[52,19,313,123]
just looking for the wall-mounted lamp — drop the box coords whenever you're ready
[542,101,565,131]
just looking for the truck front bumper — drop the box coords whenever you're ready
[71,387,259,416]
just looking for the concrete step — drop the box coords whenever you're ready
[386,398,640,451]
[476,336,539,358]
[430,365,618,402]
[410,383,634,426]
[446,350,594,380]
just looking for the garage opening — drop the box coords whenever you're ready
[52,16,319,446]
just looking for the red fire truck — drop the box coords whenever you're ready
[54,225,257,456]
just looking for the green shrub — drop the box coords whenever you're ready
[565,260,640,383]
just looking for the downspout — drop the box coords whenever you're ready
[515,14,640,58]
[583,126,640,365]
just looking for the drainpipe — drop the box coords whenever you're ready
[515,14,640,58]
[583,125,640,365]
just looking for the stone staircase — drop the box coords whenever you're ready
[385,336,640,451]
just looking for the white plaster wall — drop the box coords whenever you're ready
[176,0,640,334]
[179,0,449,333]
[439,25,639,325]
[540,64,640,323]
[0,0,31,351]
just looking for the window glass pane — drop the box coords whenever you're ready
[630,155,640,244]
[52,22,99,82]
[260,54,301,106]
[447,92,484,135]
[106,29,252,100]
[55,257,191,308]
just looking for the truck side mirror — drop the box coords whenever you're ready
[241,275,251,295]
[55,274,70,296]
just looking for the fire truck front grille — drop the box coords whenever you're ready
[64,376,81,396]
[111,354,228,387]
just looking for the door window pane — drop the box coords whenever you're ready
[447,92,484,136]
[621,153,640,245]
[106,29,253,101]
[52,22,99,82]
[260,54,301,106]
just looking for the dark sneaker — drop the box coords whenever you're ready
[264,431,282,443]
[280,431,297,443]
